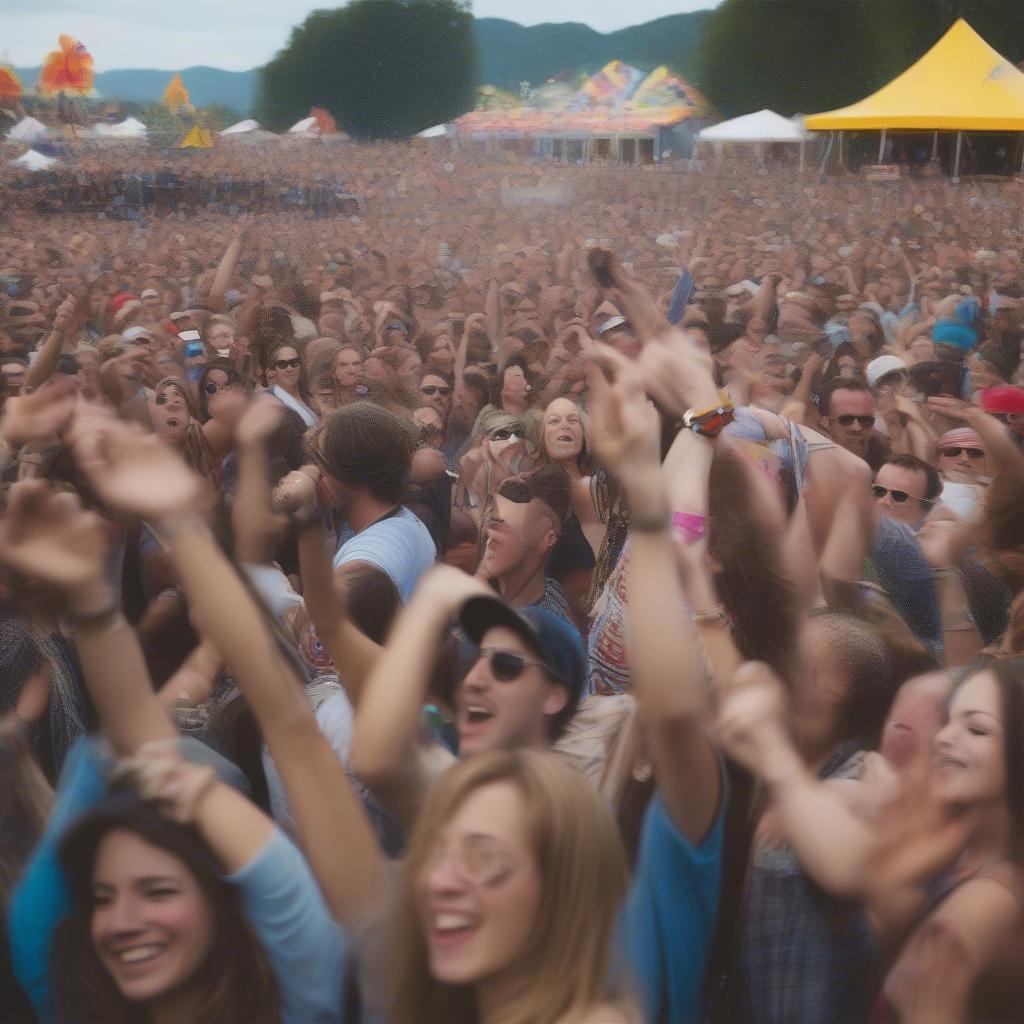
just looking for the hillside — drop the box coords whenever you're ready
[12,11,711,113]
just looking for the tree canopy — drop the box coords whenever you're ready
[697,0,1024,118]
[257,0,477,138]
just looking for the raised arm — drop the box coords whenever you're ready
[588,342,720,844]
[928,395,1024,474]
[350,566,489,829]
[208,217,252,314]
[24,292,83,394]
[0,480,175,756]
[70,420,385,927]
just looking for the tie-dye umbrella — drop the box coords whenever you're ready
[39,35,95,96]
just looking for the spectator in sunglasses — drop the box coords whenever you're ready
[936,427,988,482]
[819,377,890,471]
[266,342,318,429]
[418,369,453,424]
[873,455,942,530]
[479,466,577,628]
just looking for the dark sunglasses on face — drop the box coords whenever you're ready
[274,358,301,370]
[835,414,875,429]
[421,385,452,397]
[872,485,933,505]
[475,647,552,682]
[489,427,519,442]
[203,380,232,396]
[154,392,181,406]
[940,447,984,459]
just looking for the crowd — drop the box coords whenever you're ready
[0,139,1023,1024]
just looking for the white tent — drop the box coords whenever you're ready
[288,116,318,135]
[11,149,57,171]
[698,109,810,144]
[416,123,451,139]
[93,117,148,140]
[6,116,48,143]
[221,118,260,136]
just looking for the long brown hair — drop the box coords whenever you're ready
[0,726,52,903]
[389,751,632,1024]
[53,798,281,1024]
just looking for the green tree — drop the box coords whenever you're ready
[696,0,876,118]
[257,0,477,138]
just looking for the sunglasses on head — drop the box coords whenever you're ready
[835,414,875,429]
[475,647,551,682]
[421,384,452,397]
[872,485,933,505]
[274,358,301,370]
[489,427,519,442]
[940,446,984,459]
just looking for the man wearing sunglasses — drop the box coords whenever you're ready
[819,378,890,471]
[872,455,941,530]
[418,369,453,424]
[480,467,577,628]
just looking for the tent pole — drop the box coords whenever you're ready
[932,130,939,159]
[953,130,963,180]
[877,128,886,164]
[799,139,805,173]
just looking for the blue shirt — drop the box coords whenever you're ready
[333,505,436,602]
[621,787,726,1024]
[8,736,346,1023]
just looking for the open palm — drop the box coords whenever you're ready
[0,481,108,591]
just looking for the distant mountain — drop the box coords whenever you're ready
[473,14,712,90]
[12,65,258,113]
[12,11,711,112]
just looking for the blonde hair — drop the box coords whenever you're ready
[389,750,632,1024]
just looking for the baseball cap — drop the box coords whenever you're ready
[122,325,154,344]
[458,596,585,725]
[865,354,908,389]
[168,311,191,322]
[140,288,159,300]
[981,385,1024,416]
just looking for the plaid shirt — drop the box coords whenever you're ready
[739,744,879,1024]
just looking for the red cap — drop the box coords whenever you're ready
[982,385,1024,416]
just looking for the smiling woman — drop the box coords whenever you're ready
[53,797,280,1024]
[388,749,636,1024]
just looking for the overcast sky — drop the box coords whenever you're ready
[5,0,716,71]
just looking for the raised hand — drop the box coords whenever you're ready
[70,412,205,522]
[586,342,661,487]
[116,741,218,825]
[715,661,796,782]
[0,480,110,602]
[235,392,284,449]
[0,377,77,447]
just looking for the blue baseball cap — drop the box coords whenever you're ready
[458,596,585,722]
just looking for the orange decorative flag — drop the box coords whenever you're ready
[311,106,338,134]
[163,73,191,111]
[0,66,22,101]
[39,35,95,96]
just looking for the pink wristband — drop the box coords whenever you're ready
[671,511,707,544]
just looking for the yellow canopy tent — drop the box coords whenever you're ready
[805,19,1024,175]
[179,125,212,149]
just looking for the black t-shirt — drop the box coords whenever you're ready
[547,513,596,576]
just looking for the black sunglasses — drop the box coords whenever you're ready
[489,427,520,442]
[421,384,452,397]
[203,380,233,396]
[939,447,984,459]
[475,647,551,682]
[872,485,933,505]
[835,414,875,429]
[274,358,301,370]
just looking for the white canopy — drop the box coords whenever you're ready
[699,109,810,144]
[288,116,318,135]
[416,123,450,139]
[221,118,260,135]
[6,116,48,142]
[11,149,57,171]
[93,117,148,140]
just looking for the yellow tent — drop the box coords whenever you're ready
[806,19,1024,131]
[179,125,212,149]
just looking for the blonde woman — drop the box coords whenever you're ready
[387,750,636,1024]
